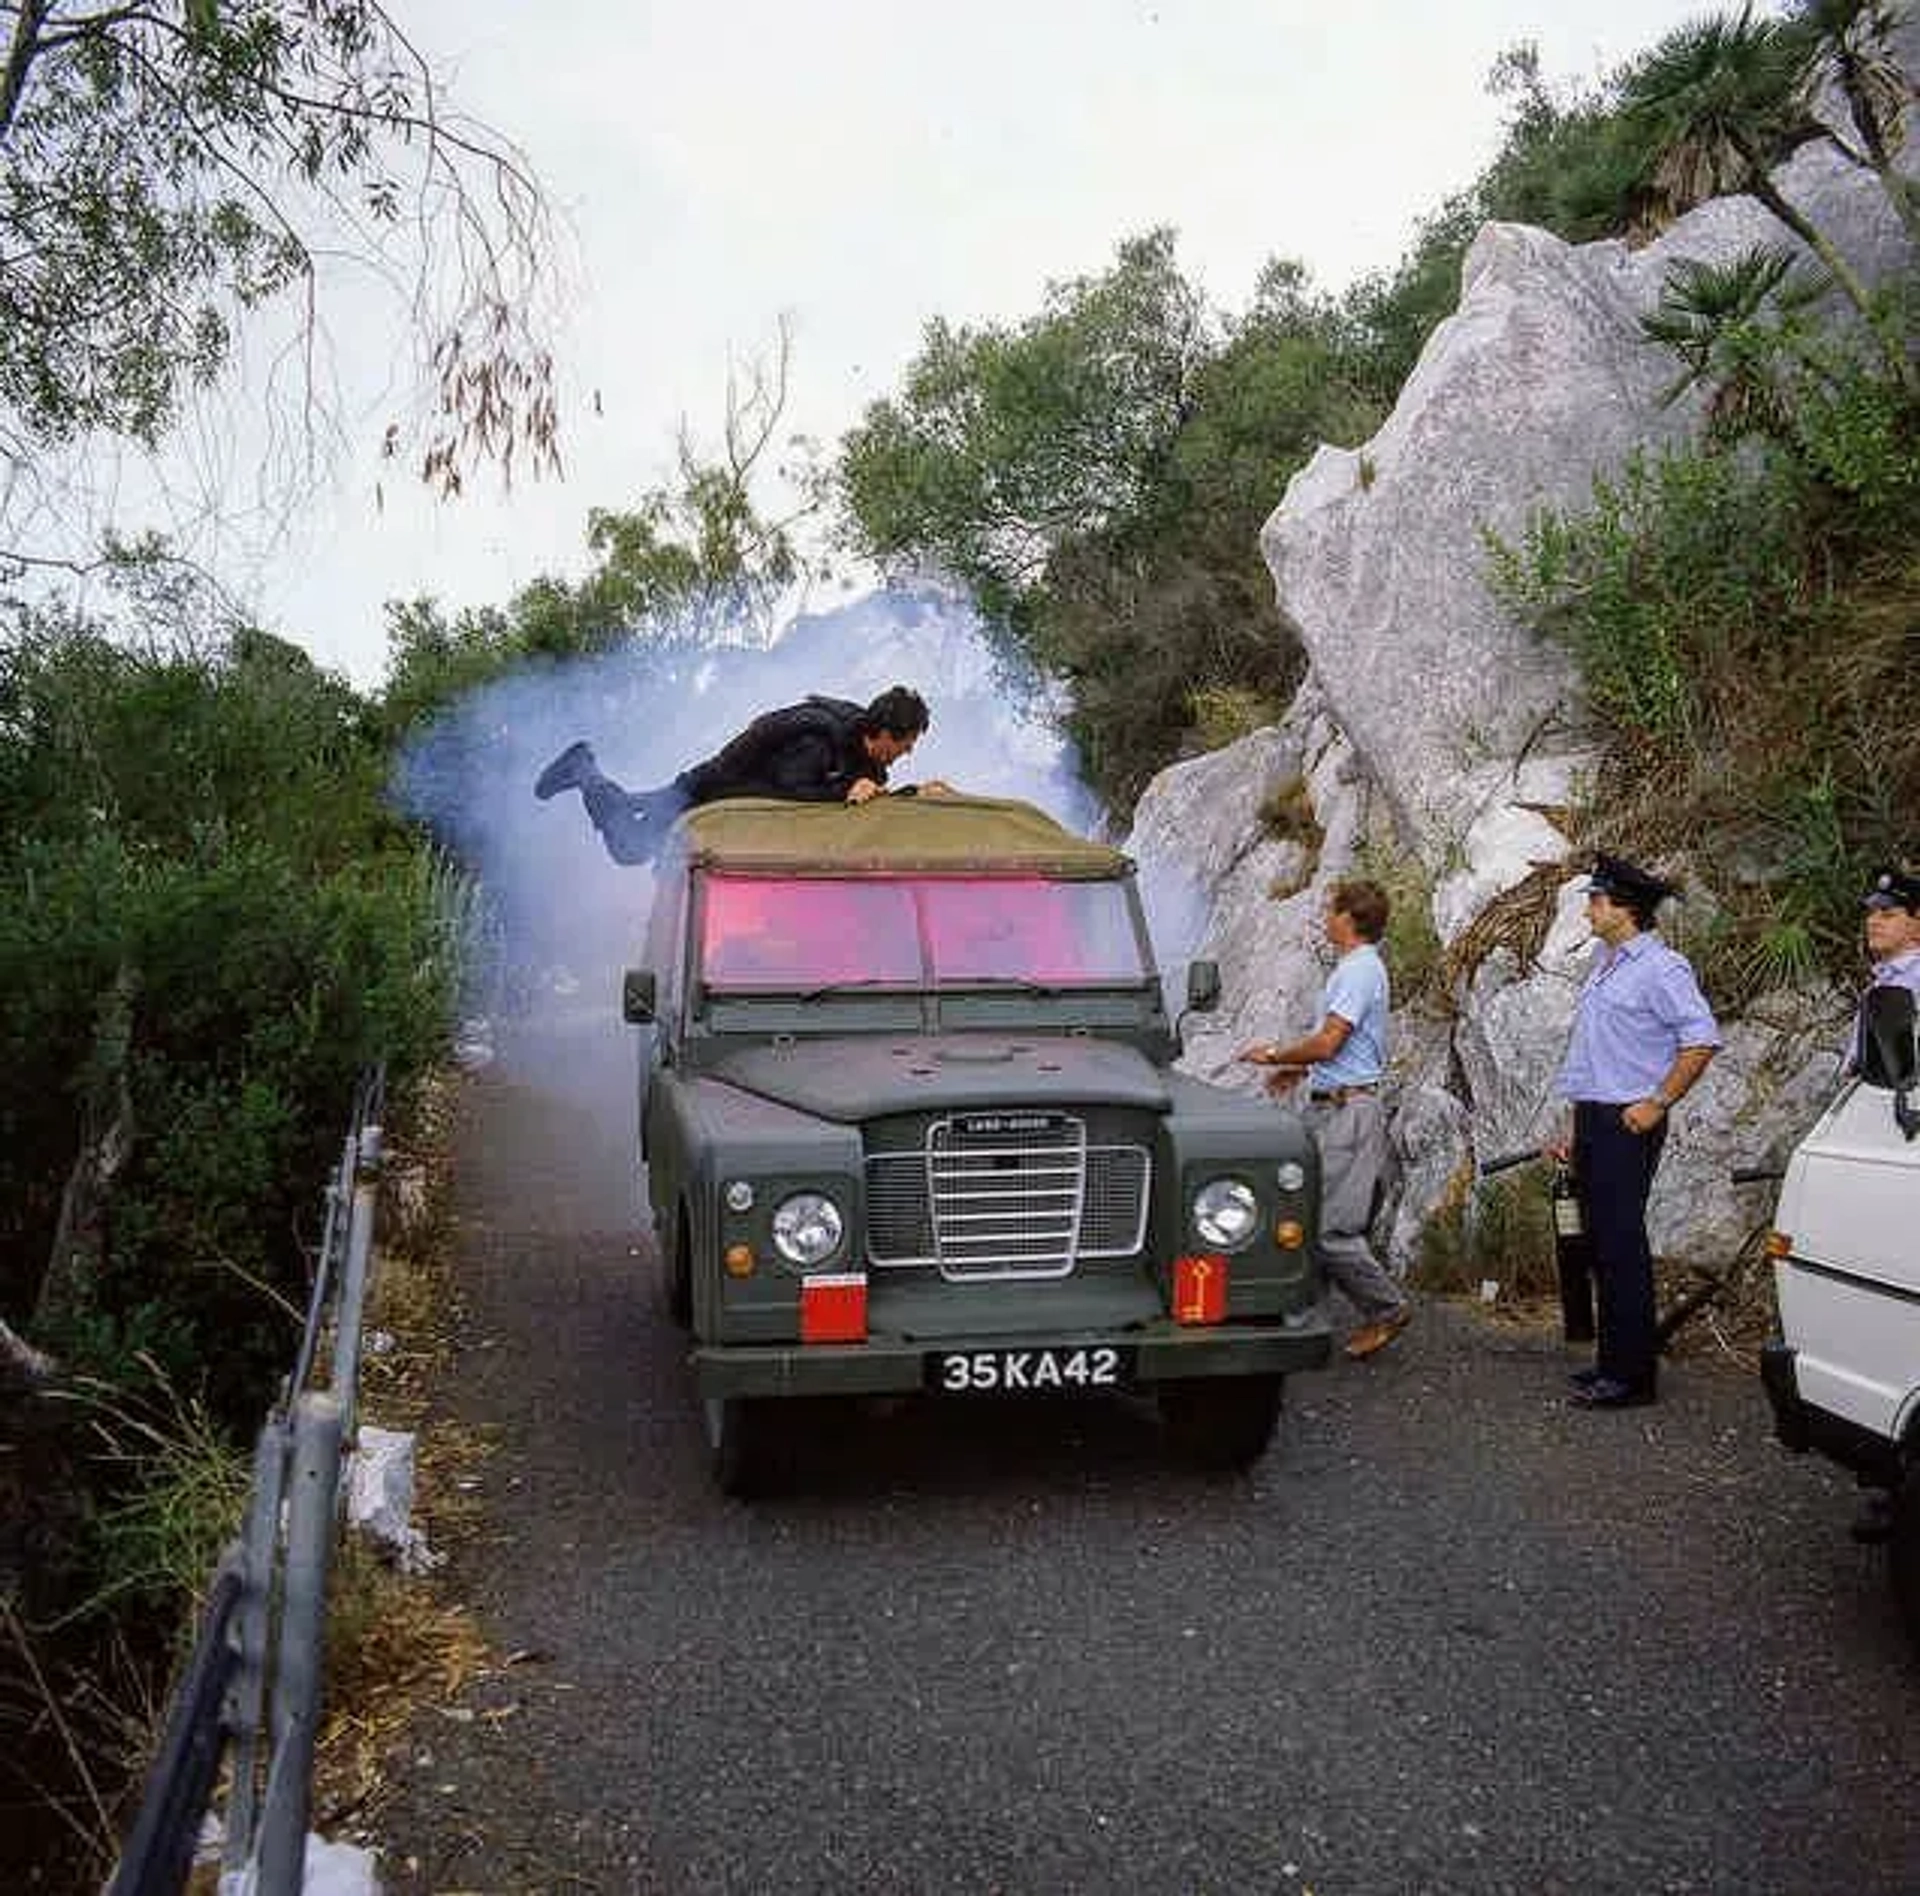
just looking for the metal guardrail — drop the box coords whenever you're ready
[107,1065,387,1896]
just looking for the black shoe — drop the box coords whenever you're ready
[1568,1375,1656,1410]
[535,740,595,801]
[1850,1494,1893,1546]
[1568,1365,1604,1389]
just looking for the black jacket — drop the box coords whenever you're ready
[675,696,883,805]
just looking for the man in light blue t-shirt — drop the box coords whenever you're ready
[1241,879,1408,1360]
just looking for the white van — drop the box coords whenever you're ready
[1760,985,1920,1652]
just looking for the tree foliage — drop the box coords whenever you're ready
[837,230,1211,622]
[380,333,817,747]
[0,0,561,537]
[836,234,1381,809]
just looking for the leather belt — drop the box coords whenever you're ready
[1308,1084,1378,1105]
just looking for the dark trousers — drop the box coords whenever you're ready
[581,768,690,866]
[1572,1101,1667,1389]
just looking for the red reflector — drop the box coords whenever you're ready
[800,1272,868,1343]
[1173,1253,1228,1325]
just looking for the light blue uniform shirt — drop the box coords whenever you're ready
[1309,942,1389,1090]
[1869,948,1920,999]
[1557,931,1721,1104]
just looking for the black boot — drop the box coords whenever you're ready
[534,740,596,801]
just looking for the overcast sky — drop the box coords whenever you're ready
[218,0,1715,685]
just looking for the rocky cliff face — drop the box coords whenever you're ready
[1127,17,1918,1276]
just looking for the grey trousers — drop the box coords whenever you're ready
[1304,1092,1403,1321]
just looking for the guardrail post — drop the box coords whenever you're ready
[255,1391,344,1894]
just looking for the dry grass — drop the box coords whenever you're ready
[312,1064,501,1828]
[1442,860,1566,994]
[1257,773,1323,853]
[315,1543,495,1829]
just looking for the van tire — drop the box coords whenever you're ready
[663,1217,692,1328]
[1158,1374,1284,1471]
[1889,1465,1920,1655]
[704,1396,791,1497]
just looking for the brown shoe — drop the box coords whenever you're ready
[1344,1306,1411,1360]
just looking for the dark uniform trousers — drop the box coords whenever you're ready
[1572,1101,1668,1391]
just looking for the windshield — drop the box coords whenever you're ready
[698,874,1151,990]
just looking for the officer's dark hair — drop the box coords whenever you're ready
[862,685,930,740]
[1330,878,1390,944]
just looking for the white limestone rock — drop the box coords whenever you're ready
[1261,61,1919,906]
[1129,683,1398,1094]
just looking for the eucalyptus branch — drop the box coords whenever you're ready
[0,0,55,143]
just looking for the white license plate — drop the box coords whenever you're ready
[928,1345,1131,1394]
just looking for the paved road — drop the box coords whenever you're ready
[362,1008,1920,1895]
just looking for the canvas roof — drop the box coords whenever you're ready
[675,795,1130,879]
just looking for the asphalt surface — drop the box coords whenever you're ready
[361,1005,1920,1896]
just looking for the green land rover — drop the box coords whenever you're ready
[622,793,1329,1493]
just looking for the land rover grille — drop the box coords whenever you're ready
[865,1111,1150,1280]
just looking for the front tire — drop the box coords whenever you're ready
[1889,1464,1920,1655]
[663,1218,692,1328]
[1157,1373,1284,1472]
[704,1396,792,1497]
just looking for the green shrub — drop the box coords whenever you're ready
[1187,684,1283,752]
[57,1366,252,1628]
[1,624,468,1424]
[1485,354,1920,997]
[1487,446,1813,751]
[1415,1167,1559,1301]
[1356,838,1445,1012]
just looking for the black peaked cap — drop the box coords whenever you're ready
[1587,852,1678,906]
[1863,866,1920,912]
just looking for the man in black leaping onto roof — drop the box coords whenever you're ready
[534,685,943,865]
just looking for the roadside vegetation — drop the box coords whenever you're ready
[1487,0,1919,1003]
[1,1,1913,1888]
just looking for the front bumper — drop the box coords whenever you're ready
[693,1317,1332,1400]
[1760,1338,1899,1485]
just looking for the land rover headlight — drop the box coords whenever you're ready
[1274,1159,1306,1193]
[1192,1177,1259,1250]
[771,1192,845,1267]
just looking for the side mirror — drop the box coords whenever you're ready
[622,968,658,1025]
[1859,985,1917,1091]
[1185,960,1222,1014]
